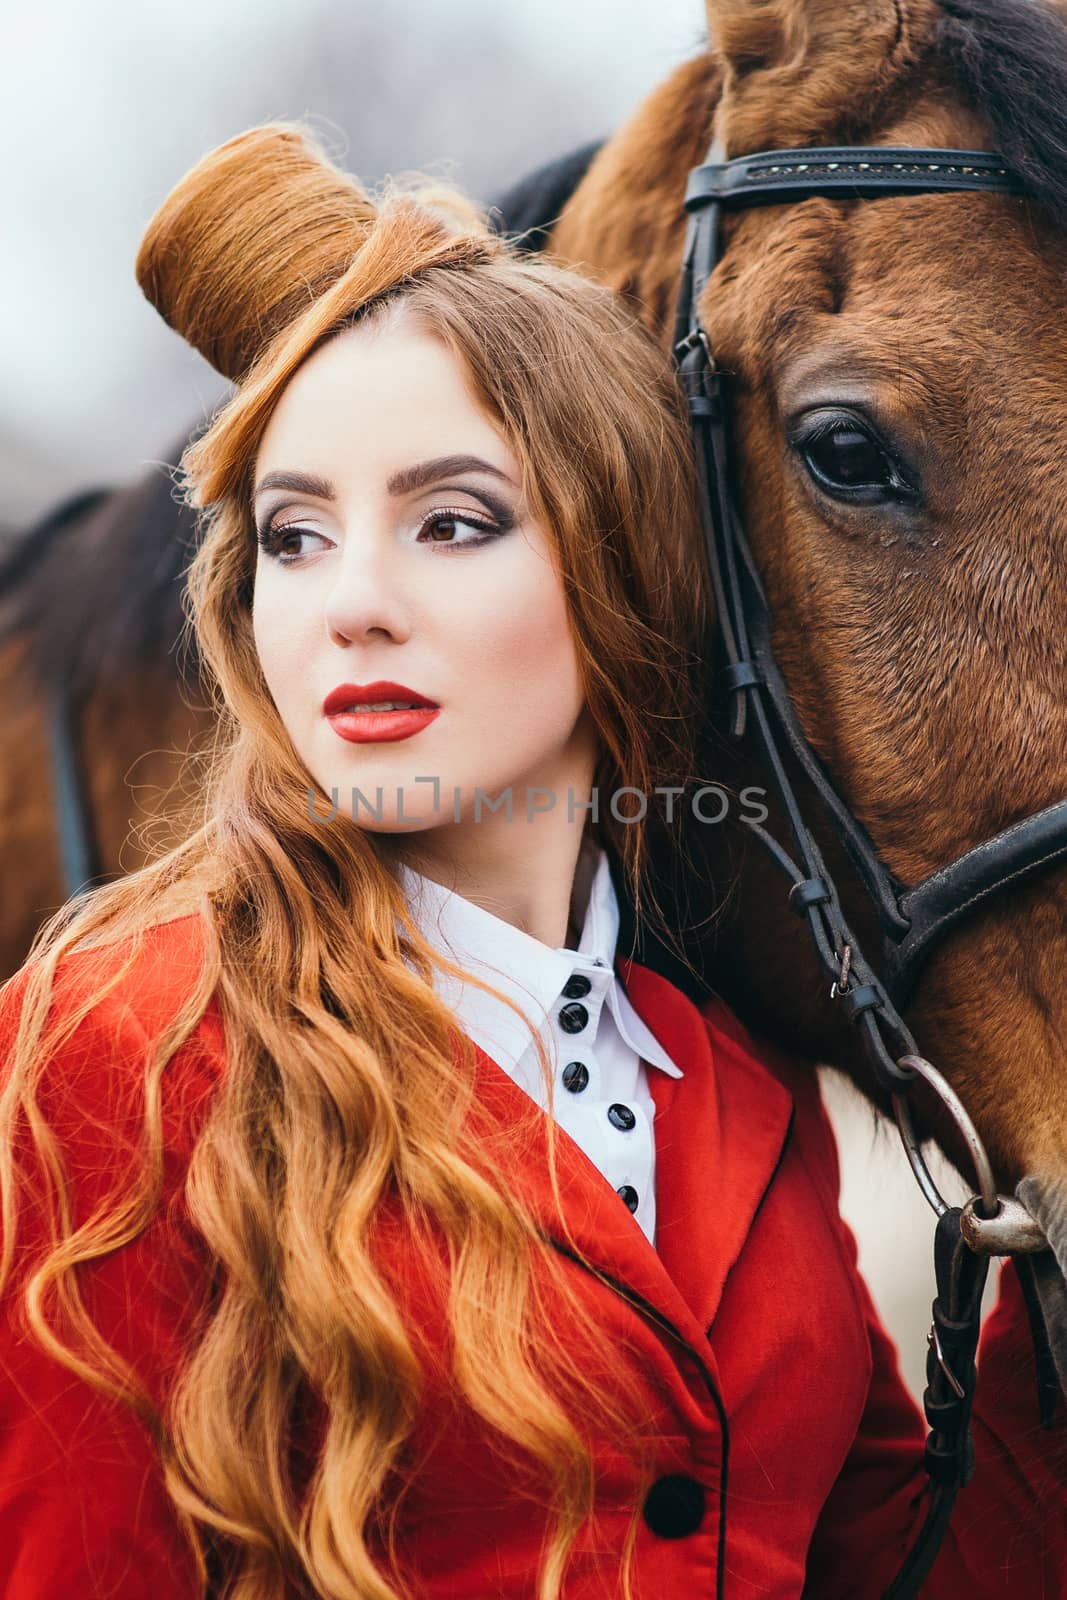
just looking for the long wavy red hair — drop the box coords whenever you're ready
[0,124,713,1599]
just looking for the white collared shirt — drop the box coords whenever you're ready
[395,833,683,1246]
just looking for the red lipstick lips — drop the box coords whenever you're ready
[322,680,441,744]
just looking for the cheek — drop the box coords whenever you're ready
[460,551,582,711]
[251,574,312,702]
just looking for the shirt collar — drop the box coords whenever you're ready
[395,833,682,1080]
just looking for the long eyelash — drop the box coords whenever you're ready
[790,414,917,497]
[256,521,293,547]
[255,520,309,563]
[416,506,513,548]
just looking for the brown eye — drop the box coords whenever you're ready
[255,522,329,564]
[416,510,506,548]
[806,425,889,486]
[792,411,919,506]
[426,516,460,542]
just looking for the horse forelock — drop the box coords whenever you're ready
[709,0,936,155]
[936,0,1067,232]
[708,0,1067,221]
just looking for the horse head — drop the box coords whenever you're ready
[553,0,1067,1299]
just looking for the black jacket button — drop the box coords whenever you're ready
[642,1474,706,1538]
[562,1061,589,1093]
[607,1103,636,1131]
[563,974,592,999]
[558,1001,589,1034]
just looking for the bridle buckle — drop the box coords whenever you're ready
[927,1323,966,1400]
[672,326,712,363]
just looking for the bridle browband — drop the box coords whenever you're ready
[674,143,1067,1597]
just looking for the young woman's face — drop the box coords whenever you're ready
[251,316,598,834]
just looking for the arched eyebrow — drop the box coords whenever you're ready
[252,456,515,504]
[253,469,335,502]
[386,455,516,495]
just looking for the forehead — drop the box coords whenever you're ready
[254,318,512,483]
[708,182,1067,421]
[708,87,1067,392]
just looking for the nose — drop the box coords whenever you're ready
[323,534,412,647]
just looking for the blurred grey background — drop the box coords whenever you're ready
[1,0,706,527]
[3,0,988,1397]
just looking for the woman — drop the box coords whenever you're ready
[0,124,1062,1600]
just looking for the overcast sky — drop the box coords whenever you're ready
[3,0,707,523]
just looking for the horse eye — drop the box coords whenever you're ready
[792,414,915,504]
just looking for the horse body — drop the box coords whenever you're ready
[0,634,65,971]
[0,460,216,975]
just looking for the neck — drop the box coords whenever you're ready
[390,792,610,958]
[378,719,604,946]
[387,813,596,948]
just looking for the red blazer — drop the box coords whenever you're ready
[0,912,1064,1599]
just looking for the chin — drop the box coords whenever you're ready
[303,779,454,832]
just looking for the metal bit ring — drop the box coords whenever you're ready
[959,1194,1047,1255]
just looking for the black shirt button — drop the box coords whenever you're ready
[562,974,592,999]
[558,1001,589,1034]
[562,1061,589,1093]
[617,1184,639,1212]
[642,1474,706,1539]
[607,1102,636,1132]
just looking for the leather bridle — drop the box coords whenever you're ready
[674,143,1067,1596]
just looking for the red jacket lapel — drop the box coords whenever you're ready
[618,960,795,1335]
[462,960,795,1355]
[465,1035,715,1355]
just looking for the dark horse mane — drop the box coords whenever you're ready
[5,0,1067,703]
[937,0,1067,230]
[0,447,200,691]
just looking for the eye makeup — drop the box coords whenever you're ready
[255,494,517,565]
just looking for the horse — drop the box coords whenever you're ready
[5,0,1067,1321]
[0,454,217,974]
[547,0,1067,1239]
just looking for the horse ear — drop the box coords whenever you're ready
[135,124,381,383]
[703,0,939,153]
